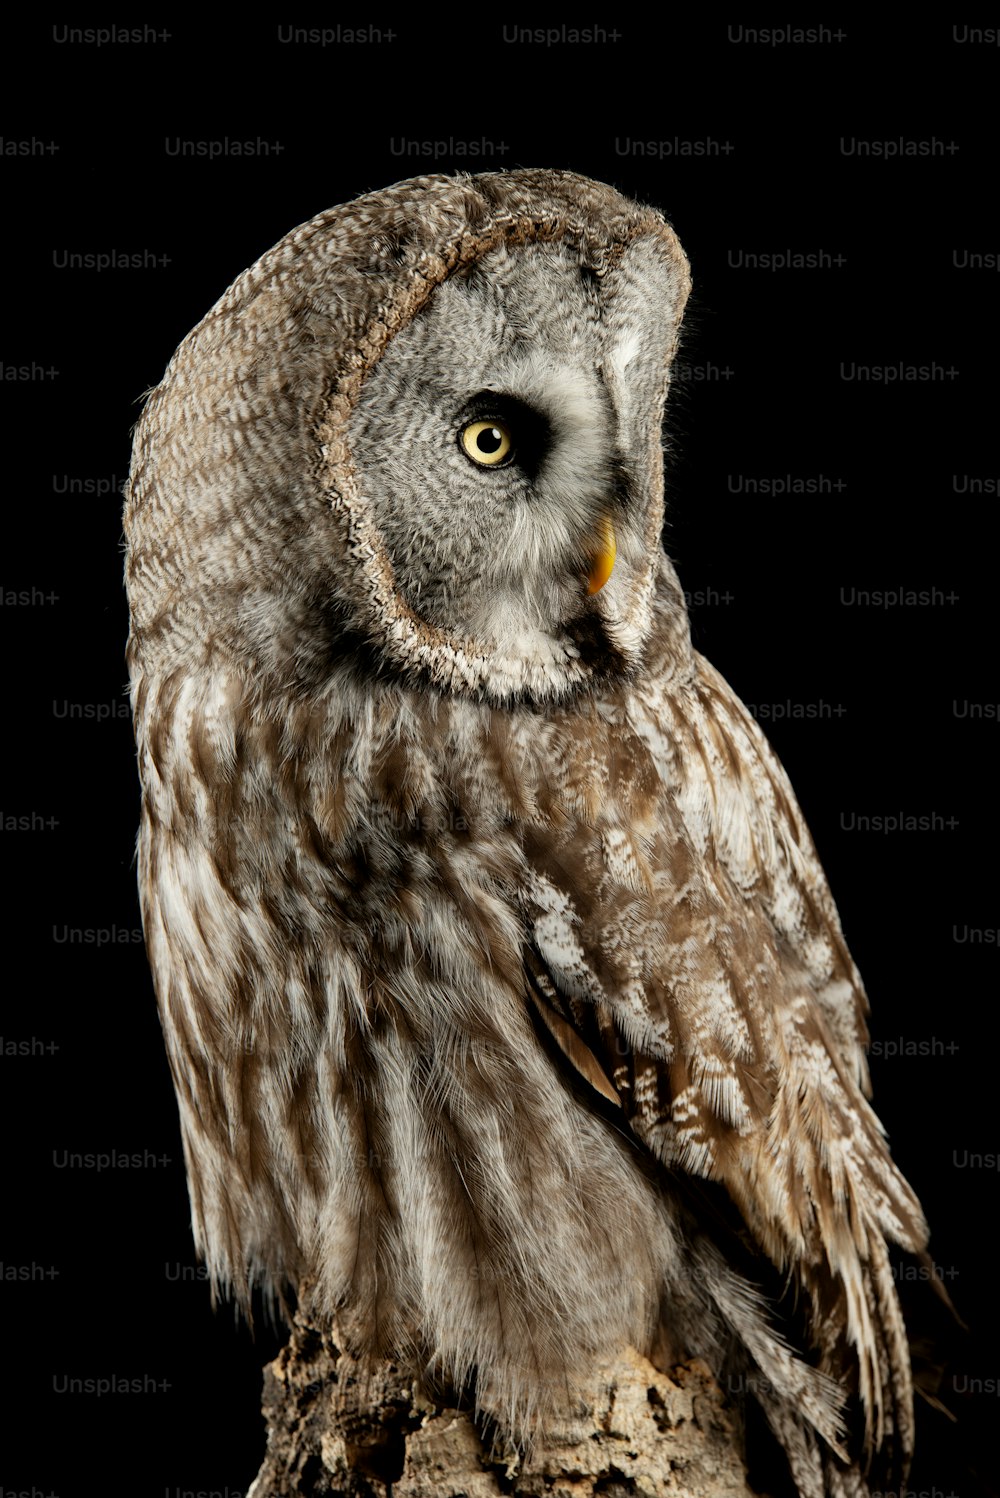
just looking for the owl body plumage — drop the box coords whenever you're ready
[125,170,928,1497]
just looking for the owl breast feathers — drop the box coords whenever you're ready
[124,169,929,1498]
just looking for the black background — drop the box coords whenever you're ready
[3,20,997,1498]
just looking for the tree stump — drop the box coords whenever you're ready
[249,1305,758,1498]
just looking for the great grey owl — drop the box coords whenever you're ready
[124,170,929,1497]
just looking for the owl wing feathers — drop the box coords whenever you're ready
[518,643,927,1477]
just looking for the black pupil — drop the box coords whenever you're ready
[477,426,503,454]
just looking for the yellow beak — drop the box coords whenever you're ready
[586,517,617,595]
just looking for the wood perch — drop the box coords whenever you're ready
[249,1301,759,1498]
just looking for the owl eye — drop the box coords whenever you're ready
[459,419,514,468]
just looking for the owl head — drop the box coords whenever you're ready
[125,171,691,706]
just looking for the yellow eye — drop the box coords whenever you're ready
[460,419,513,467]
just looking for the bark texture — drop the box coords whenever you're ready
[248,1308,758,1498]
